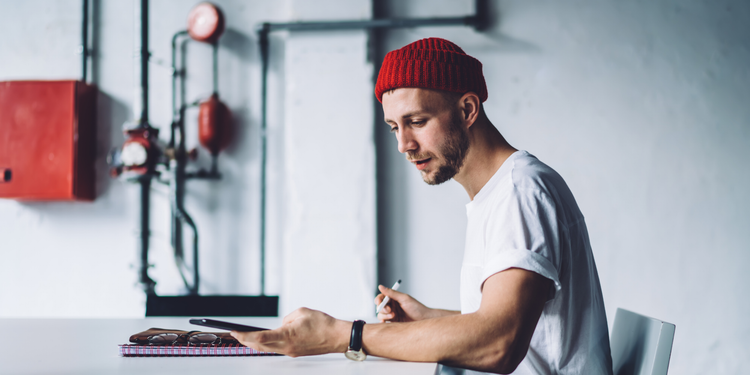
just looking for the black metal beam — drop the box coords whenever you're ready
[146,295,279,317]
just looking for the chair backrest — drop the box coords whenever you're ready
[610,308,676,375]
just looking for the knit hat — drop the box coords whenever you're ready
[375,37,487,103]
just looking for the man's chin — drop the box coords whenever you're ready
[421,169,454,186]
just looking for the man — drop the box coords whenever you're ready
[233,38,613,374]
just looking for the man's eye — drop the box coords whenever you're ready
[411,121,424,126]
[389,127,398,133]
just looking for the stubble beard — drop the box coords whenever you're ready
[408,113,470,186]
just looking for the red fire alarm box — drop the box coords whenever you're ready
[0,80,96,201]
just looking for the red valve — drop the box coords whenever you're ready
[198,93,232,155]
[120,128,158,175]
[187,3,225,43]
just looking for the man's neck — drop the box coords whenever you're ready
[454,118,517,200]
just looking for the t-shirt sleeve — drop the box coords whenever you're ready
[480,188,562,300]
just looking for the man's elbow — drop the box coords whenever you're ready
[481,341,528,374]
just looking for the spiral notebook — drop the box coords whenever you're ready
[120,327,280,357]
[118,344,279,357]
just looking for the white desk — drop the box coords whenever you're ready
[0,318,438,375]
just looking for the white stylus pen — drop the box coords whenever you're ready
[376,279,402,314]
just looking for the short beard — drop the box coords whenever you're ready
[420,112,470,185]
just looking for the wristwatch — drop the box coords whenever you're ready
[344,320,367,361]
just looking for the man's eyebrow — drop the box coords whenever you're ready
[384,112,424,124]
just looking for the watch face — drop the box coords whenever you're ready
[345,349,366,361]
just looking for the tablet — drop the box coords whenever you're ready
[189,318,269,332]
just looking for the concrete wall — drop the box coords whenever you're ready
[281,0,376,318]
[0,0,376,319]
[375,1,750,374]
[1,0,749,374]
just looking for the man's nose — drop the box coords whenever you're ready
[397,128,417,154]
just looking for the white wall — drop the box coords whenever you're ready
[1,0,749,373]
[375,0,750,374]
[281,0,376,318]
[0,0,376,319]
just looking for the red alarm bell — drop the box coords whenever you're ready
[187,3,225,44]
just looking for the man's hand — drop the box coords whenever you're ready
[375,284,453,322]
[230,307,350,357]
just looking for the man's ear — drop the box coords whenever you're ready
[459,92,481,129]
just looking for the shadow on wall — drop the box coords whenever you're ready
[222,28,254,64]
[218,28,254,160]
[95,91,128,199]
[369,4,409,288]
[175,27,270,294]
[16,90,129,222]
[92,0,128,202]
[481,0,540,54]
[372,0,543,290]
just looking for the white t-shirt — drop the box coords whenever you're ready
[460,151,613,375]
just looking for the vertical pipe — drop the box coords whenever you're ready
[133,1,142,123]
[140,0,149,126]
[211,42,219,177]
[176,38,190,292]
[169,32,186,267]
[212,42,219,95]
[134,0,155,295]
[258,24,270,296]
[168,36,200,295]
[171,32,188,142]
[211,155,219,175]
[193,226,200,295]
[81,0,89,82]
[140,177,154,295]
[180,39,188,126]
[133,0,149,125]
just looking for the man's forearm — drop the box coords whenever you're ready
[359,312,517,373]
[426,308,461,319]
[354,269,552,373]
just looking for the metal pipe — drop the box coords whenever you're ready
[81,0,89,82]
[134,0,156,295]
[254,13,480,297]
[180,39,188,127]
[264,15,478,32]
[140,0,149,126]
[175,69,201,294]
[169,158,200,295]
[212,42,219,95]
[167,33,203,295]
[139,177,156,295]
[134,0,150,126]
[169,31,188,276]
[210,154,219,176]
[171,31,189,131]
[258,24,270,296]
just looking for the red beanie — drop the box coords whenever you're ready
[375,37,487,103]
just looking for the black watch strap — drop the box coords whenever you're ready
[349,320,366,351]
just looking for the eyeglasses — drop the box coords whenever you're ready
[188,333,222,345]
[147,332,184,345]
[147,332,222,346]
